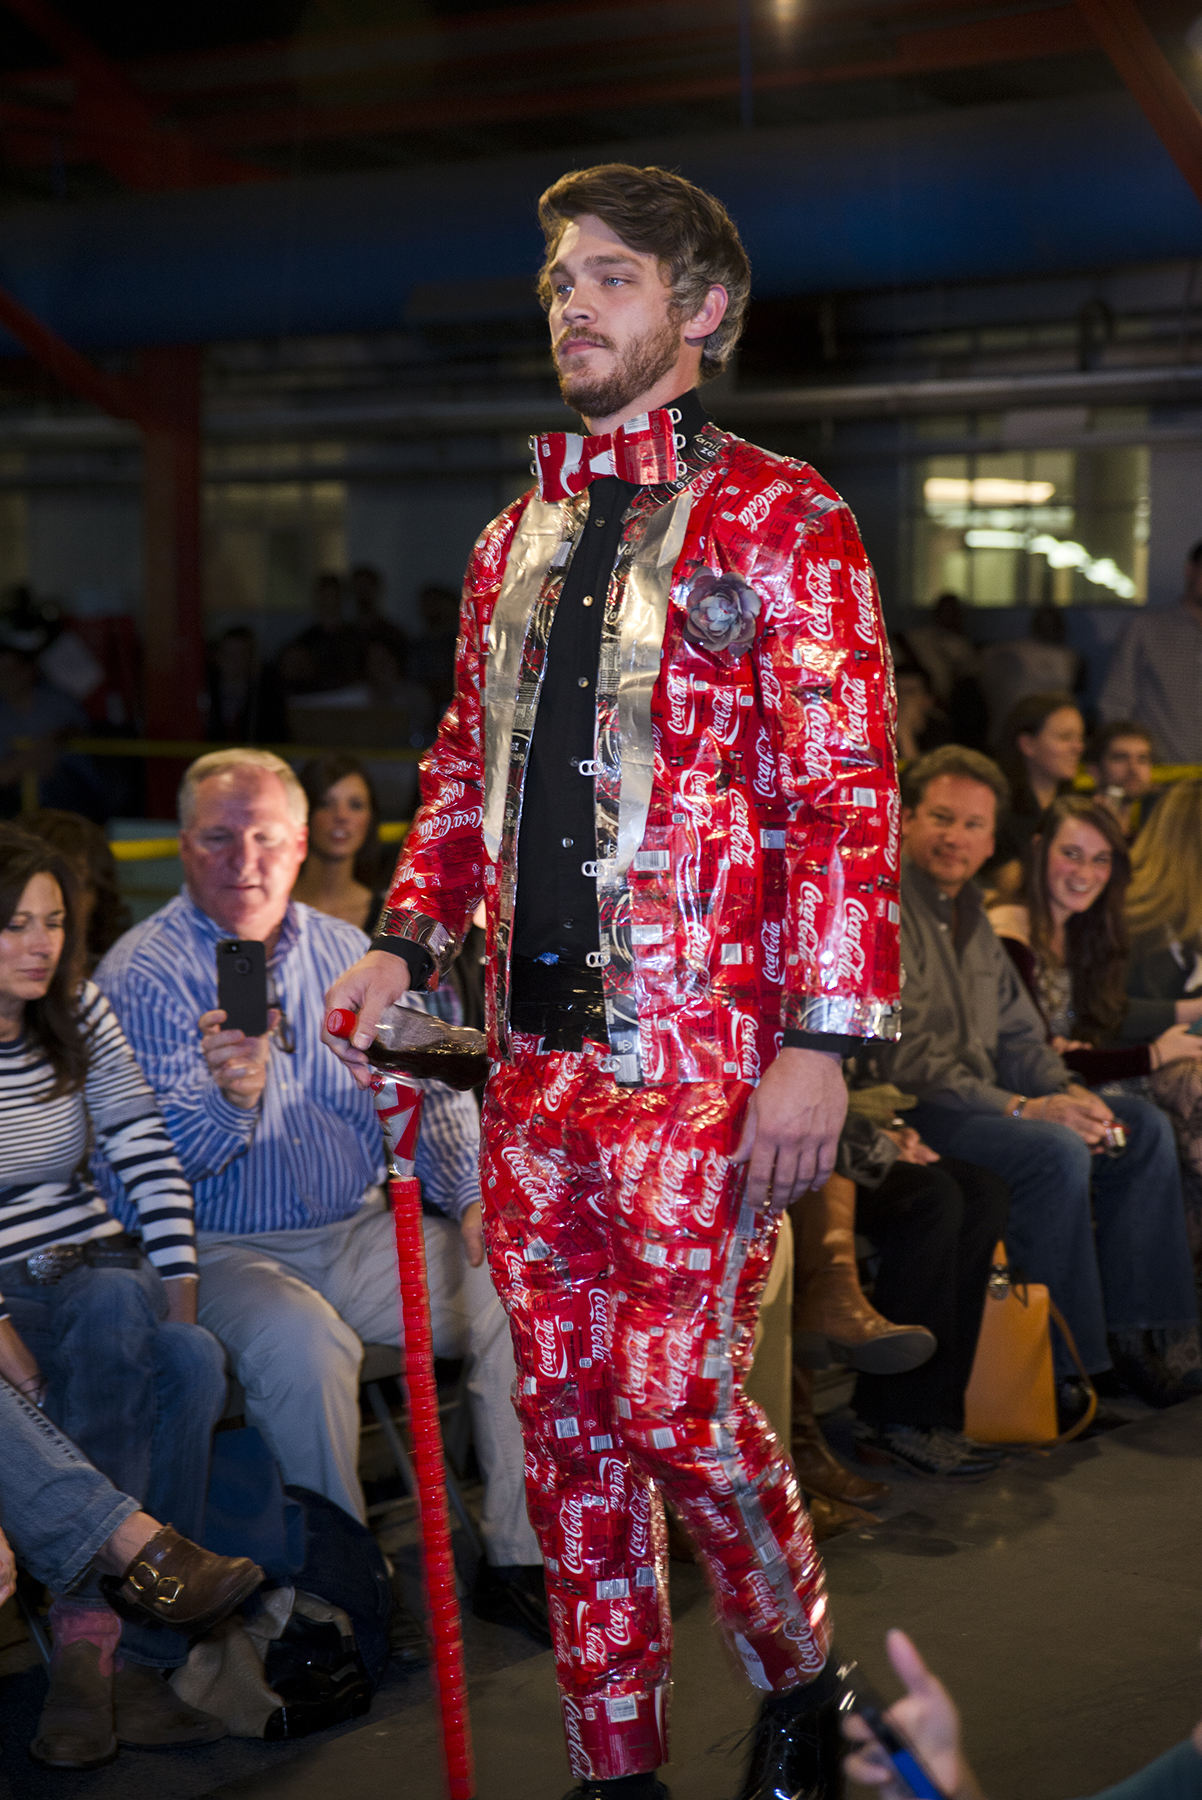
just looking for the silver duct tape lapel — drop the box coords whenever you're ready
[594,490,693,1086]
[483,498,572,862]
[483,494,584,1056]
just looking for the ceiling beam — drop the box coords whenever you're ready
[187,6,1109,148]
[0,0,267,187]
[1075,0,1202,208]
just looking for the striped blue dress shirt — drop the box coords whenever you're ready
[93,893,481,1234]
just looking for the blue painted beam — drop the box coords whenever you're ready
[0,89,1198,355]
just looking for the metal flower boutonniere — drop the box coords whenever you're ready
[681,569,761,660]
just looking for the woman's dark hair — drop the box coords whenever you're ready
[997,690,1082,814]
[0,824,88,1096]
[297,754,384,887]
[21,809,131,967]
[1017,794,1130,1043]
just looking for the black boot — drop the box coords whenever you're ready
[733,1666,844,1800]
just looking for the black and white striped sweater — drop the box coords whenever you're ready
[0,980,196,1316]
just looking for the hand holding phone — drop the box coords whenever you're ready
[216,940,268,1036]
[837,1637,964,1800]
[203,942,274,1112]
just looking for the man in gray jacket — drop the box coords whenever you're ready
[888,745,1197,1426]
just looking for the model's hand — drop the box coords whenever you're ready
[460,1202,485,1268]
[883,1125,940,1166]
[323,951,413,1090]
[842,1629,987,1800]
[198,1008,279,1111]
[1020,1085,1112,1147]
[0,1526,15,1608]
[1151,1023,1202,1069]
[732,1048,847,1211]
[163,1276,199,1324]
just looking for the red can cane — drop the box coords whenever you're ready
[327,1009,477,1800]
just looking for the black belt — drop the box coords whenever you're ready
[0,1232,145,1287]
[510,956,608,1052]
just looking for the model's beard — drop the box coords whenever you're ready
[555,314,682,422]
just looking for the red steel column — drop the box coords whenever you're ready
[136,345,204,816]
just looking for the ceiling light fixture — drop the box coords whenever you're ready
[925,477,1056,505]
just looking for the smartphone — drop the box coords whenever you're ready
[836,1654,954,1800]
[216,940,269,1037]
[1187,1015,1202,1037]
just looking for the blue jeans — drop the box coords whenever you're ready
[0,1378,140,1593]
[1,1256,226,1667]
[908,1092,1199,1379]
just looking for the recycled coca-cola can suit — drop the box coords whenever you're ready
[379,416,901,1782]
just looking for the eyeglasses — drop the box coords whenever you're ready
[267,976,296,1055]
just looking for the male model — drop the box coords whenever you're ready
[326,162,900,1800]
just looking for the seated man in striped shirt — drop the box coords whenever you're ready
[94,749,546,1641]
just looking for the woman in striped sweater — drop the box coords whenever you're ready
[0,825,230,1766]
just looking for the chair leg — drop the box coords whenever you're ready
[16,1571,52,1667]
[364,1381,483,1562]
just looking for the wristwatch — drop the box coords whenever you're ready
[1010,1096,1028,1117]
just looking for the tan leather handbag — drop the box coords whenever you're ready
[964,1245,1097,1445]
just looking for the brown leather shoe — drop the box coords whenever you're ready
[791,1175,937,1374]
[30,1640,118,1770]
[114,1663,228,1747]
[791,1363,890,1507]
[103,1526,263,1638]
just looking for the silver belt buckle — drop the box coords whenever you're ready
[26,1247,79,1285]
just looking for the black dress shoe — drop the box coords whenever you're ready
[733,1687,844,1799]
[1106,1341,1197,1409]
[471,1560,551,1647]
[1055,1378,1126,1439]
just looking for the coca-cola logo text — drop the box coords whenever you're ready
[737,479,791,530]
[849,565,877,645]
[797,881,824,962]
[841,673,869,746]
[834,897,870,983]
[805,560,836,640]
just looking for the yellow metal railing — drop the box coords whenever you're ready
[108,820,410,861]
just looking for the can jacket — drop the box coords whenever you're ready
[380,423,902,1086]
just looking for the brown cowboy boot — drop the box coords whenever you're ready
[30,1603,120,1770]
[791,1174,936,1374]
[791,1362,890,1507]
[113,1663,227,1747]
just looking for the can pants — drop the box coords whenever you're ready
[482,1041,830,1784]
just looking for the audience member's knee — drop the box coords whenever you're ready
[237,1300,364,1398]
[156,1320,227,1404]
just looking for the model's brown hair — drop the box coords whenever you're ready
[536,163,751,380]
[0,824,88,1096]
[1017,795,1130,1042]
[1127,777,1202,951]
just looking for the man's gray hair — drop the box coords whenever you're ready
[178,749,308,829]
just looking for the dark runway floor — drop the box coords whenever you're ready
[5,1401,1202,1800]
